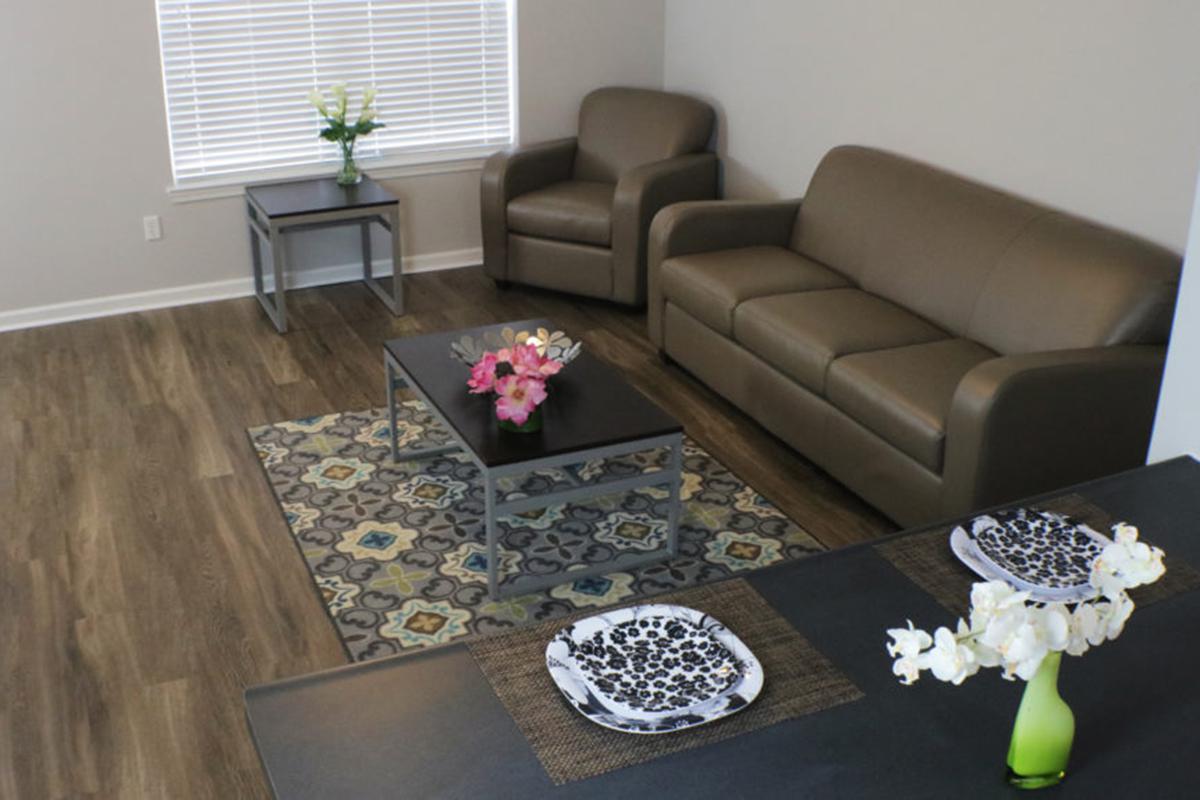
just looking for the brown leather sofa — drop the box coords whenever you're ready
[481,87,718,305]
[648,145,1181,526]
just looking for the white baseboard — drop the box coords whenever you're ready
[0,247,481,334]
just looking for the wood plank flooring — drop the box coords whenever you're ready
[0,267,893,799]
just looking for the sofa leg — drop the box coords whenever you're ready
[493,279,511,290]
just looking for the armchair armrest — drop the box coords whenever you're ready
[480,137,578,280]
[647,199,801,345]
[940,345,1166,518]
[610,153,719,305]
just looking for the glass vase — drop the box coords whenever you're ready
[1006,651,1074,789]
[336,140,361,186]
[498,405,543,433]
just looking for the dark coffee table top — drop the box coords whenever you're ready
[383,319,682,468]
[246,175,397,219]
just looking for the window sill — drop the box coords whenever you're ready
[166,147,500,204]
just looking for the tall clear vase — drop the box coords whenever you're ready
[1006,651,1074,789]
[336,139,361,186]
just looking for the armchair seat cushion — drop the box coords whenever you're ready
[827,339,997,472]
[733,288,948,395]
[660,246,849,337]
[507,180,615,247]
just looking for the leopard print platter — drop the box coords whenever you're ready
[546,604,763,734]
[966,509,1109,591]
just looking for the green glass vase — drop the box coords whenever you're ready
[1006,651,1074,789]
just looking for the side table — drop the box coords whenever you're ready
[246,175,404,332]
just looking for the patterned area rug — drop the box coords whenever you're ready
[249,404,824,662]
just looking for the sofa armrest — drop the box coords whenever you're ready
[610,153,719,305]
[647,199,801,346]
[480,137,578,280]
[940,345,1166,518]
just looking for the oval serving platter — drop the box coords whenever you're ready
[950,508,1110,603]
[545,604,763,734]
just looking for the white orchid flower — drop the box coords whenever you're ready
[359,108,377,124]
[362,86,378,108]
[886,620,932,660]
[1102,594,1135,640]
[892,655,922,685]
[1066,603,1101,656]
[884,522,1165,688]
[1091,524,1166,598]
[968,580,1026,629]
[923,626,979,685]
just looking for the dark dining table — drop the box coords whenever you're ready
[245,456,1200,798]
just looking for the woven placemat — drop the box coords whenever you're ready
[467,577,863,785]
[874,494,1200,618]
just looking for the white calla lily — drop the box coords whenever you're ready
[307,88,328,115]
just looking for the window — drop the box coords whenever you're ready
[155,0,514,186]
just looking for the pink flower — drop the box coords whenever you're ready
[509,343,563,378]
[494,374,547,426]
[467,352,499,394]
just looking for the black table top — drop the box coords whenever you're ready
[246,175,397,218]
[245,457,1200,799]
[383,320,682,468]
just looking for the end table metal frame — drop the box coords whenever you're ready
[385,350,683,600]
[247,194,403,333]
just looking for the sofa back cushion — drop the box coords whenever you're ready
[573,87,714,183]
[966,212,1180,353]
[792,146,1181,354]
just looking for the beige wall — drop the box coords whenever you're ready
[663,0,1200,251]
[518,0,665,143]
[0,0,665,320]
[1150,170,1200,461]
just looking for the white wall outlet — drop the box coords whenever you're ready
[143,215,162,241]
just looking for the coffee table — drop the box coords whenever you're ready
[383,320,685,599]
[246,175,403,333]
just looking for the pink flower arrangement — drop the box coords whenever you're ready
[467,343,563,426]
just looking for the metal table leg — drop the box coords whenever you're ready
[248,202,287,333]
[666,433,683,557]
[362,207,404,316]
[384,350,464,465]
[485,469,499,599]
[387,357,400,462]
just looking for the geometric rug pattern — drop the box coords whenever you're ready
[249,404,824,662]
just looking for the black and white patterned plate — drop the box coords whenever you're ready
[545,604,763,734]
[950,508,1110,602]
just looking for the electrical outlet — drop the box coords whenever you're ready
[143,215,162,241]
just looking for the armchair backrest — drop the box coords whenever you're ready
[573,87,714,183]
[792,146,1181,355]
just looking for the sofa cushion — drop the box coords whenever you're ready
[826,339,997,472]
[507,181,615,246]
[660,246,850,337]
[733,288,948,395]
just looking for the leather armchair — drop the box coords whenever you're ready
[481,87,718,305]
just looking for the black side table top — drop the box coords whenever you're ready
[384,319,682,468]
[246,175,397,219]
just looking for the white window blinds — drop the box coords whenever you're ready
[155,0,514,184]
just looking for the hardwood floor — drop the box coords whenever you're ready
[0,267,893,799]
